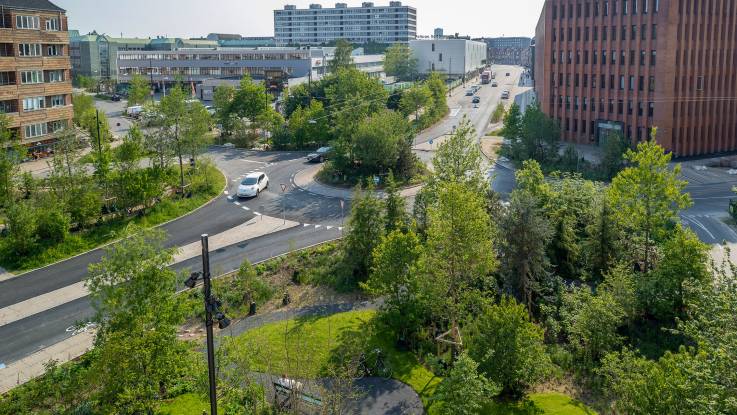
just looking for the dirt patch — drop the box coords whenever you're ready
[480,136,504,161]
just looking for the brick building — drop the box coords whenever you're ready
[0,0,72,154]
[535,0,737,156]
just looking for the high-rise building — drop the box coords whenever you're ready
[484,37,533,67]
[274,2,417,45]
[534,0,737,156]
[0,0,73,154]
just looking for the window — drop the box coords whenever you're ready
[584,74,589,87]
[611,26,617,41]
[649,76,655,91]
[611,50,616,65]
[640,50,646,65]
[631,25,637,39]
[627,100,633,114]
[609,99,614,113]
[24,122,47,138]
[623,0,628,14]
[603,26,608,41]
[45,17,60,31]
[602,50,607,65]
[696,76,704,91]
[20,70,43,84]
[630,50,635,65]
[639,75,644,91]
[585,27,589,41]
[553,5,558,19]
[629,75,635,90]
[431,43,435,52]
[584,50,589,64]
[48,120,66,132]
[652,24,657,39]
[600,74,605,88]
[650,50,657,66]
[610,74,615,89]
[15,15,39,29]
[641,24,647,40]
[19,43,41,57]
[621,26,627,40]
[46,45,61,56]
[643,0,649,13]
[593,27,598,41]
[638,102,644,116]
[23,96,44,111]
[593,51,598,64]
[618,99,624,114]
[604,0,609,15]
[620,75,625,90]
[621,51,626,65]
[49,95,65,107]
[648,101,654,117]
[0,72,13,86]
[46,69,64,82]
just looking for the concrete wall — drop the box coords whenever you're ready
[410,39,485,77]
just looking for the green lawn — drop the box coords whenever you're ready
[482,393,598,415]
[161,311,597,415]
[0,164,225,272]
[157,393,209,415]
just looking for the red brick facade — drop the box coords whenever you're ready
[534,0,737,156]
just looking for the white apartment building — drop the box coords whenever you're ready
[410,38,487,78]
[274,2,416,45]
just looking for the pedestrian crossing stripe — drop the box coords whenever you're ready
[242,206,250,211]
[234,201,241,206]
[326,226,332,230]
[304,223,311,227]
[315,225,322,229]
[254,212,262,216]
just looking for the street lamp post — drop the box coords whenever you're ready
[184,234,231,415]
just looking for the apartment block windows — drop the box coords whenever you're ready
[602,50,607,65]
[24,122,47,138]
[575,73,580,87]
[568,51,572,64]
[600,74,606,89]
[650,50,657,66]
[45,17,60,31]
[630,50,635,66]
[19,43,41,57]
[641,25,647,40]
[623,0,628,14]
[631,25,637,39]
[696,76,704,91]
[576,51,581,64]
[652,24,657,39]
[609,99,614,113]
[20,70,43,84]
[431,43,435,52]
[584,50,589,64]
[593,27,598,41]
[618,99,624,114]
[577,27,581,41]
[553,28,557,42]
[638,102,644,116]
[553,4,558,19]
[649,76,656,91]
[621,26,626,40]
[47,44,62,56]
[610,74,615,89]
[438,53,442,62]
[0,72,13,86]
[584,27,589,41]
[621,51,626,65]
[49,120,66,133]
[15,15,40,30]
[49,95,65,107]
[640,50,646,65]
[633,0,638,13]
[643,0,649,13]
[611,50,616,65]
[585,1,591,16]
[627,100,633,115]
[611,26,617,41]
[23,96,45,112]
[577,2,582,17]
[620,75,625,90]
[639,75,644,91]
[593,51,598,64]
[648,101,654,117]
[46,70,64,82]
[629,75,635,90]
[603,26,608,41]
[583,74,589,87]
[595,1,600,16]
[604,1,610,16]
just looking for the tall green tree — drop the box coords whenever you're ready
[72,93,95,126]
[229,74,269,121]
[562,286,626,364]
[383,43,418,81]
[86,228,193,413]
[607,137,691,270]
[159,85,188,193]
[328,39,354,73]
[127,74,151,106]
[343,184,385,284]
[425,71,448,118]
[583,196,622,280]
[383,170,407,233]
[287,99,329,149]
[500,102,522,139]
[399,84,432,122]
[466,296,552,398]
[0,114,20,207]
[212,84,235,134]
[181,100,212,164]
[352,109,410,175]
[430,116,485,191]
[599,132,629,180]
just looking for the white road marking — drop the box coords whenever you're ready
[684,215,716,240]
[224,191,229,195]
[326,226,333,230]
[315,225,322,229]
[254,212,262,216]
[304,223,311,227]
[242,206,250,211]
[450,107,462,117]
[241,159,271,165]
[234,201,241,206]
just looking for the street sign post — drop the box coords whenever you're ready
[280,184,287,223]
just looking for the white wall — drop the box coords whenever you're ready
[410,39,486,77]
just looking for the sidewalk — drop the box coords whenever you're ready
[292,164,424,200]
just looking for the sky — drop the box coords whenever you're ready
[54,0,545,40]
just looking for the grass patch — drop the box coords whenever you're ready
[0,164,225,273]
[157,393,209,415]
[230,309,441,405]
[481,392,598,415]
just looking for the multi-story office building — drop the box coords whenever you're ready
[410,38,487,78]
[70,33,149,81]
[117,47,385,96]
[485,37,533,67]
[274,2,417,45]
[535,0,737,156]
[0,0,73,153]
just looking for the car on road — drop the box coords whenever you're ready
[505,72,511,77]
[237,172,269,198]
[126,105,144,117]
[111,94,122,102]
[465,89,474,96]
[307,146,333,163]
[491,81,498,87]
[501,90,510,99]
[472,96,481,104]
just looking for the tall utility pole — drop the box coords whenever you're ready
[201,234,218,415]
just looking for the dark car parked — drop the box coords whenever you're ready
[307,146,333,163]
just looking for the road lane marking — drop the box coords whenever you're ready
[449,107,461,117]
[234,201,241,206]
[254,212,262,216]
[304,223,311,227]
[242,206,250,211]
[684,215,716,240]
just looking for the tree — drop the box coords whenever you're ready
[497,190,552,314]
[383,43,418,81]
[607,138,691,270]
[363,229,422,296]
[399,84,432,122]
[5,201,37,255]
[383,171,407,233]
[75,74,95,90]
[430,116,485,191]
[0,114,20,207]
[352,109,410,175]
[160,85,188,194]
[583,196,622,280]
[430,353,500,415]
[229,74,268,121]
[520,102,560,165]
[562,286,625,365]
[181,100,212,163]
[598,132,629,180]
[328,39,354,73]
[127,74,151,106]
[212,84,235,134]
[86,228,193,413]
[641,226,709,320]
[466,296,552,398]
[72,93,95,126]
[342,184,385,284]
[490,102,506,124]
[500,102,522,139]
[425,71,448,118]
[287,99,329,149]
[423,182,496,323]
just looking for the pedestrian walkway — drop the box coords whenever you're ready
[291,164,424,201]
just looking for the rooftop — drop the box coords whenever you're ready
[0,0,65,12]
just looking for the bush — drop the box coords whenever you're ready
[466,296,552,398]
[4,202,37,255]
[35,208,70,244]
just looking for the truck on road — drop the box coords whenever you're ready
[481,70,492,84]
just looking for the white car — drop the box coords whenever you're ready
[237,172,269,198]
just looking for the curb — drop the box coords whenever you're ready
[0,165,228,282]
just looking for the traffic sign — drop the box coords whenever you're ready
[280,183,287,192]
[429,139,434,145]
